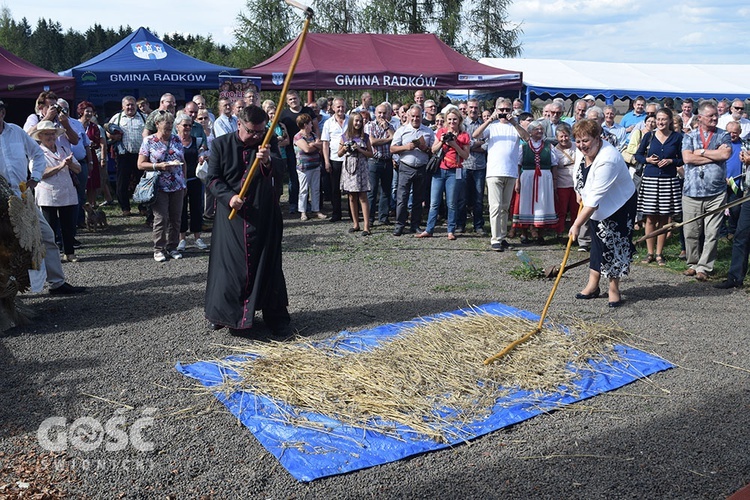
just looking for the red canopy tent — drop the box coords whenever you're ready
[244,33,522,91]
[0,46,75,99]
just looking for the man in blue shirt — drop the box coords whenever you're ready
[620,97,647,140]
[681,101,732,281]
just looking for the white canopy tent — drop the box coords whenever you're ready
[447,58,750,107]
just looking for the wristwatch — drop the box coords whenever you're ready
[699,149,705,156]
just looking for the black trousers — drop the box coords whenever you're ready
[116,152,141,212]
[180,178,204,234]
[41,205,77,255]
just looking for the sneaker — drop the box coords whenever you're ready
[177,239,187,251]
[491,243,504,252]
[73,239,82,249]
[169,250,183,260]
[154,251,167,262]
[577,245,590,253]
[195,238,208,250]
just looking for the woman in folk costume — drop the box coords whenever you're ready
[512,120,559,244]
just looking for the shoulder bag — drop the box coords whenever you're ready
[132,172,160,205]
[425,147,445,175]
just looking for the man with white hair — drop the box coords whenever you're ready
[718,99,750,139]
[143,93,176,137]
[540,102,564,143]
[192,94,215,128]
[586,106,617,146]
[603,105,626,148]
[472,97,530,251]
[422,100,438,128]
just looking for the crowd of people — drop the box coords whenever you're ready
[2,87,749,328]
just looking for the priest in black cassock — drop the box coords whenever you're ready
[204,105,290,336]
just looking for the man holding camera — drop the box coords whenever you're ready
[390,105,435,236]
[472,98,530,251]
[23,91,79,150]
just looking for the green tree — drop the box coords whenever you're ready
[233,0,295,68]
[464,0,522,58]
[28,18,65,72]
[312,0,363,33]
[0,8,32,59]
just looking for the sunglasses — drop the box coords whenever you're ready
[733,106,745,110]
[497,108,511,112]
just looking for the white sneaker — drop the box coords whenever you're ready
[195,238,208,250]
[154,251,167,262]
[169,250,183,260]
[177,239,187,251]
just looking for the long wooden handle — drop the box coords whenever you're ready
[228,15,313,220]
[484,231,576,365]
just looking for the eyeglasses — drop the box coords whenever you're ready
[241,122,265,137]
[497,108,511,112]
[733,106,745,110]
[550,111,562,115]
[196,117,208,121]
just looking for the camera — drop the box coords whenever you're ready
[50,103,67,115]
[344,141,358,153]
[443,131,456,143]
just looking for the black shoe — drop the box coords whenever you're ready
[329,216,342,223]
[408,227,420,234]
[73,239,82,249]
[714,280,742,289]
[608,300,624,308]
[208,323,225,331]
[491,243,504,252]
[577,245,590,253]
[49,282,86,295]
[575,288,600,300]
[500,239,510,249]
[393,226,404,236]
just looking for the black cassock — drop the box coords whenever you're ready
[204,132,289,331]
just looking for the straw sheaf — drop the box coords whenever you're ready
[212,311,629,442]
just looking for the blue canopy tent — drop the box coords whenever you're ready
[60,27,240,107]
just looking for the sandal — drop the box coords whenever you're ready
[655,254,666,266]
[641,253,655,264]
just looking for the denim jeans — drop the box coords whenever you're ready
[426,168,459,234]
[367,158,393,222]
[460,168,486,230]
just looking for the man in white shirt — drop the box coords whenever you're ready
[0,100,85,295]
[472,98,530,251]
[718,99,750,139]
[321,97,349,222]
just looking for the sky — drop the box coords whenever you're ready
[5,0,750,64]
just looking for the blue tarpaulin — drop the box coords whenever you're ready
[176,303,673,482]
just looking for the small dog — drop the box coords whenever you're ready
[83,203,108,231]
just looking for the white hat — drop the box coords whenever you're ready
[583,94,596,101]
[31,120,65,141]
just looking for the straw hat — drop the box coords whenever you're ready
[31,120,64,141]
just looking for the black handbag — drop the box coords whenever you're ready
[425,148,445,175]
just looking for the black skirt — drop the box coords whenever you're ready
[589,193,637,278]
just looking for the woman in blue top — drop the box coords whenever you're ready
[635,108,683,266]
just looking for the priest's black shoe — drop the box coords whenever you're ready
[49,283,86,295]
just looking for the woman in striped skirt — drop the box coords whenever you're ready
[634,108,683,266]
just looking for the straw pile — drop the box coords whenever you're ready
[213,310,629,443]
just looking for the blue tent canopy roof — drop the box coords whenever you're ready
[60,27,239,102]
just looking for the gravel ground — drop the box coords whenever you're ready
[1,201,748,499]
